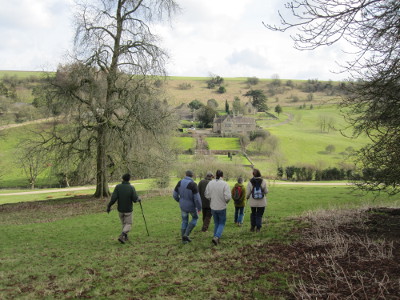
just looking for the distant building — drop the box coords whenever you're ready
[244,102,257,115]
[174,103,193,120]
[213,114,256,135]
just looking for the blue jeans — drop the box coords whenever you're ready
[211,209,227,238]
[234,207,245,224]
[181,210,198,231]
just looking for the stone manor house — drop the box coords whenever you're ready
[213,114,256,135]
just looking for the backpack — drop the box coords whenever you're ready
[251,180,264,199]
[232,186,243,204]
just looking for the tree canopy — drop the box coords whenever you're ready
[197,105,218,128]
[266,0,400,194]
[35,0,179,198]
[188,99,204,111]
[243,89,268,112]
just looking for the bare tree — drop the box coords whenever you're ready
[35,0,179,198]
[16,144,48,189]
[265,0,400,194]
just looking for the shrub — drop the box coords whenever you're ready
[325,144,336,153]
[294,166,314,181]
[154,79,163,88]
[178,82,193,90]
[277,167,284,179]
[246,77,259,85]
[249,130,270,141]
[285,166,296,180]
[206,75,224,89]
[217,86,226,94]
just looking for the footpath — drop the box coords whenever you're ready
[0,181,349,197]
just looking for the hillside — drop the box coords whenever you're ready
[0,71,361,187]
[164,76,343,108]
[0,71,345,120]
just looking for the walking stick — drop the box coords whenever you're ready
[139,201,150,236]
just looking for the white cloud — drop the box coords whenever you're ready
[227,48,269,70]
[0,0,351,80]
[0,0,74,71]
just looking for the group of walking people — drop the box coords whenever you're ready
[173,168,268,245]
[106,169,268,245]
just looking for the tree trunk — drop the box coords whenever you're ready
[94,125,110,198]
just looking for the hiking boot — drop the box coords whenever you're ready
[250,226,255,232]
[212,237,219,246]
[256,228,261,233]
[118,233,126,244]
[183,235,192,243]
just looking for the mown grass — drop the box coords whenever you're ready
[205,137,241,151]
[214,154,250,165]
[1,184,398,299]
[172,137,195,151]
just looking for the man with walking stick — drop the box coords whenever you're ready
[107,173,141,244]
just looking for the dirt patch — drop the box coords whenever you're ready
[0,196,107,224]
[238,207,400,299]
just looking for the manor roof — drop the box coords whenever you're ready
[214,115,255,124]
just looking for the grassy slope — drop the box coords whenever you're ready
[0,126,58,188]
[0,70,47,79]
[250,105,369,173]
[0,127,31,187]
[1,185,397,299]
[0,74,363,187]
[165,76,340,107]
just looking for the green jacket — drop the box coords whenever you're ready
[231,183,246,207]
[107,181,139,213]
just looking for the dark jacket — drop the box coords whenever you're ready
[107,181,139,213]
[173,176,202,213]
[198,176,212,209]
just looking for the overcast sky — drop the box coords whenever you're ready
[0,0,351,81]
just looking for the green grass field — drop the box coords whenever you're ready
[0,70,48,79]
[0,126,58,188]
[205,137,241,151]
[250,105,369,173]
[172,137,195,151]
[1,184,398,299]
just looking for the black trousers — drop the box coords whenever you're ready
[202,207,212,231]
[250,207,265,229]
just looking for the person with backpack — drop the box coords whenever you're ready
[205,169,231,245]
[173,170,202,244]
[246,169,268,232]
[106,173,141,244]
[198,171,214,232]
[231,177,246,226]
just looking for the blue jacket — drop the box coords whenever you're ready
[173,176,202,213]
